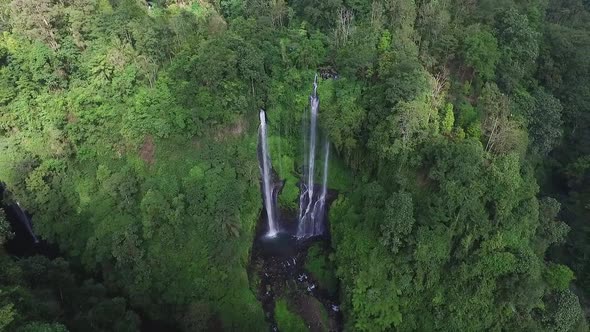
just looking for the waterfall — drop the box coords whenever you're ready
[297,75,329,239]
[306,76,319,217]
[16,202,38,243]
[259,110,279,237]
[256,75,331,240]
[319,141,330,205]
[314,140,330,233]
[299,76,318,219]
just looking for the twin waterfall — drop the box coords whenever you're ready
[258,75,330,239]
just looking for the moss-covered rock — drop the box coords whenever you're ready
[275,299,308,332]
[304,244,338,296]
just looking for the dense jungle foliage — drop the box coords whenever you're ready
[0,0,590,331]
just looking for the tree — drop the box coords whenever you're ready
[536,197,570,254]
[415,0,456,66]
[542,290,587,332]
[479,83,527,154]
[0,209,13,246]
[545,264,575,291]
[369,98,431,161]
[380,191,414,254]
[529,88,563,155]
[333,6,354,47]
[292,0,343,29]
[0,302,15,331]
[440,103,455,135]
[494,8,540,90]
[462,24,499,80]
[10,0,59,49]
[320,79,366,156]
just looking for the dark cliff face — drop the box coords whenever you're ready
[1,183,57,258]
[2,183,32,255]
[3,203,35,255]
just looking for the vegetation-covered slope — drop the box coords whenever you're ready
[0,0,588,331]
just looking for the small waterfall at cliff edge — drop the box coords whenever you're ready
[297,75,330,239]
[15,202,38,243]
[258,110,279,237]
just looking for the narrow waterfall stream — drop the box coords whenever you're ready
[312,140,330,234]
[259,110,279,237]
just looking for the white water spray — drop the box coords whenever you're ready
[305,76,319,216]
[311,140,329,234]
[297,75,330,238]
[16,201,38,243]
[316,141,330,214]
[259,110,279,237]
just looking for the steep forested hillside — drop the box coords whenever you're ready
[0,0,589,331]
